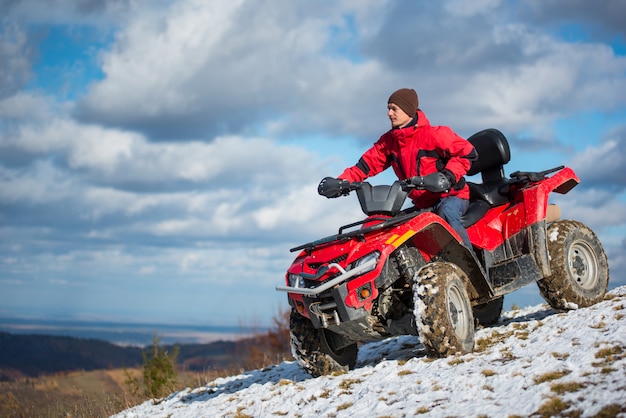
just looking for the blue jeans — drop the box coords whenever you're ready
[434,197,471,248]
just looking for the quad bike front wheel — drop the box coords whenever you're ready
[413,262,475,357]
[289,309,357,377]
[538,220,609,310]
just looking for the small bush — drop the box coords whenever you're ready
[144,335,179,399]
[124,334,179,399]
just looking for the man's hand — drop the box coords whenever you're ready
[318,177,351,198]
[408,172,451,192]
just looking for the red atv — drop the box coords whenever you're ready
[277,129,609,377]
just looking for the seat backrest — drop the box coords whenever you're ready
[466,128,511,184]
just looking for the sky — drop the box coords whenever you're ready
[113,286,626,417]
[1,0,625,328]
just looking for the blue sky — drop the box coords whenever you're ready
[1,0,625,328]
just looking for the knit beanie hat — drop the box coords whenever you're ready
[388,88,419,117]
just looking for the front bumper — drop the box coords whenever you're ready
[275,257,377,296]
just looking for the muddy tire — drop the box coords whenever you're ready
[413,262,475,357]
[538,220,609,310]
[289,310,357,377]
[473,296,504,326]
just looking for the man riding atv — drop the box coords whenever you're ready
[281,88,609,378]
[318,88,478,248]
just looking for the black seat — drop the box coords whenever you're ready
[461,199,491,228]
[461,129,511,227]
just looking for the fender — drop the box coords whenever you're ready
[469,167,579,251]
[344,212,490,307]
[527,166,579,224]
[380,212,461,258]
[343,212,463,310]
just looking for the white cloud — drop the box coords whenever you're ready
[0,23,33,98]
[432,31,626,136]
[85,0,246,115]
[0,160,76,204]
[252,181,357,232]
[571,138,626,186]
[2,101,323,187]
[553,188,626,229]
[1,0,625,326]
[75,0,395,139]
[3,0,135,26]
[445,0,500,17]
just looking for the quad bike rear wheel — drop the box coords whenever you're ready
[538,220,609,310]
[473,296,504,326]
[413,262,475,357]
[289,309,357,377]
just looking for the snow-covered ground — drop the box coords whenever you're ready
[114,286,626,418]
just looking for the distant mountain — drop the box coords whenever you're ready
[0,332,239,379]
[0,333,143,378]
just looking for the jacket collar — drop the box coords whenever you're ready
[392,109,430,131]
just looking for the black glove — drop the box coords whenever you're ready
[441,169,457,187]
[318,177,351,198]
[408,172,451,193]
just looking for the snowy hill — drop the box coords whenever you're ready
[113,287,626,418]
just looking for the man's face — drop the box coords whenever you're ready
[387,103,413,128]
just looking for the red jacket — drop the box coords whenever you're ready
[338,110,477,209]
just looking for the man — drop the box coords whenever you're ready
[318,88,478,248]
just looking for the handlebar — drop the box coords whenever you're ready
[510,165,564,183]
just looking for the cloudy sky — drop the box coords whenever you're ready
[1,0,625,328]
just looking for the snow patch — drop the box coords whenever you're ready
[113,286,626,418]
[562,300,579,310]
[549,227,560,241]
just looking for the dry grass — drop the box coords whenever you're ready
[0,367,224,417]
[533,369,571,384]
[550,381,585,395]
[0,368,145,418]
[447,357,465,366]
[594,404,625,417]
[475,330,514,352]
[337,402,353,411]
[339,378,362,390]
[550,352,570,360]
[534,396,578,418]
[591,344,625,372]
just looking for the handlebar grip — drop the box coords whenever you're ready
[318,177,351,198]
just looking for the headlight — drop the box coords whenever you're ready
[348,251,380,274]
[288,273,307,288]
